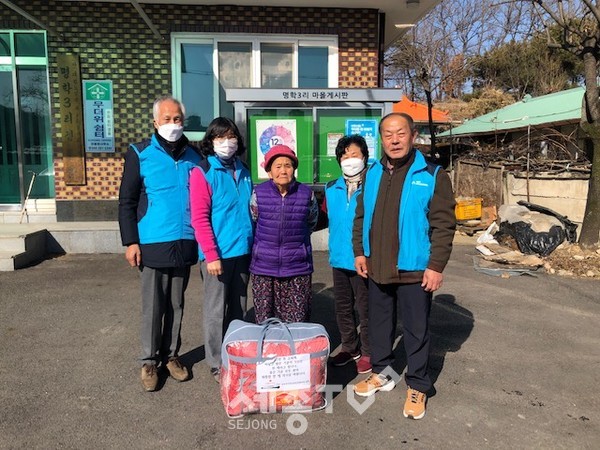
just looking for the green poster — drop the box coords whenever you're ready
[247,109,313,184]
[316,108,382,183]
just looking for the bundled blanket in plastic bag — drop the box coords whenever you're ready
[220,318,330,418]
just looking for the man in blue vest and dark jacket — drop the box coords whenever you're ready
[118,95,202,392]
[352,112,456,420]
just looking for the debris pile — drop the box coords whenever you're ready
[454,127,590,174]
[543,244,600,278]
[472,201,599,278]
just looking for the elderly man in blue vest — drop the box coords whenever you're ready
[118,95,202,392]
[352,112,456,420]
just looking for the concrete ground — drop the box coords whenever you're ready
[0,239,598,449]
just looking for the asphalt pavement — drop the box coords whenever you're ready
[0,241,598,449]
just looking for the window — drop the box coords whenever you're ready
[172,34,338,140]
[0,33,10,57]
[299,46,329,88]
[15,33,46,57]
[180,42,213,132]
[218,42,252,120]
[261,43,293,88]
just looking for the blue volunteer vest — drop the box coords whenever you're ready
[362,150,440,271]
[325,177,362,271]
[195,155,254,261]
[135,135,201,245]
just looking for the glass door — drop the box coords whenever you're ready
[18,66,53,199]
[0,70,20,203]
[0,31,53,206]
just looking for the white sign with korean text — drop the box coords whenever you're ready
[256,353,311,392]
[327,133,344,157]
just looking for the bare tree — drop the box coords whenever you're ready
[384,0,529,100]
[489,0,542,42]
[385,27,455,152]
[384,0,514,152]
[523,0,600,246]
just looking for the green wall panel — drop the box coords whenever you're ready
[247,108,313,184]
[316,108,382,183]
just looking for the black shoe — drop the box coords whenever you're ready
[210,367,220,384]
[329,351,361,367]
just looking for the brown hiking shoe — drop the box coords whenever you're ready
[141,364,158,392]
[353,372,395,397]
[166,357,189,382]
[403,388,427,420]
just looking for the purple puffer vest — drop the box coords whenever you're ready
[250,179,314,277]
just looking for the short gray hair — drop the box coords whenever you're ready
[379,112,416,133]
[153,95,185,121]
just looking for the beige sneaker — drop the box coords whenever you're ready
[166,357,189,382]
[353,373,395,397]
[141,364,158,392]
[403,388,427,420]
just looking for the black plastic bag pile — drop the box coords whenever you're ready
[494,201,578,257]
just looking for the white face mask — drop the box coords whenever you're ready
[340,157,365,177]
[213,138,238,159]
[157,123,184,142]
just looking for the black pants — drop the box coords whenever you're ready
[369,279,432,393]
[332,268,370,356]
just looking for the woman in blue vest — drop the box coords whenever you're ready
[190,117,254,383]
[250,145,319,323]
[322,135,372,374]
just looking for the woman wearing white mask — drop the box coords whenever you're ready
[189,117,254,383]
[321,135,372,375]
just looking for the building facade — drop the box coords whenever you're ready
[0,0,435,221]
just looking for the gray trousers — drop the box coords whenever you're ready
[140,265,191,366]
[200,254,250,369]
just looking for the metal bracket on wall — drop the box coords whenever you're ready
[130,1,164,41]
[0,0,64,41]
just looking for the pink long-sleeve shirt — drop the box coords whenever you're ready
[189,167,220,263]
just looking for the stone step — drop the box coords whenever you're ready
[1,211,57,224]
[0,235,27,253]
[0,230,49,271]
[0,251,15,271]
[0,223,125,270]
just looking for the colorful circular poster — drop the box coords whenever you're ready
[258,125,296,155]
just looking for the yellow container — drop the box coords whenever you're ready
[455,198,482,221]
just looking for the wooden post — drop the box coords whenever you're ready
[57,54,86,185]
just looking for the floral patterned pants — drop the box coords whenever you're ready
[252,274,312,324]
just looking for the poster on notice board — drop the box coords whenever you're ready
[255,119,297,179]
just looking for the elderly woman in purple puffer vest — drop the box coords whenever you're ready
[250,145,319,323]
